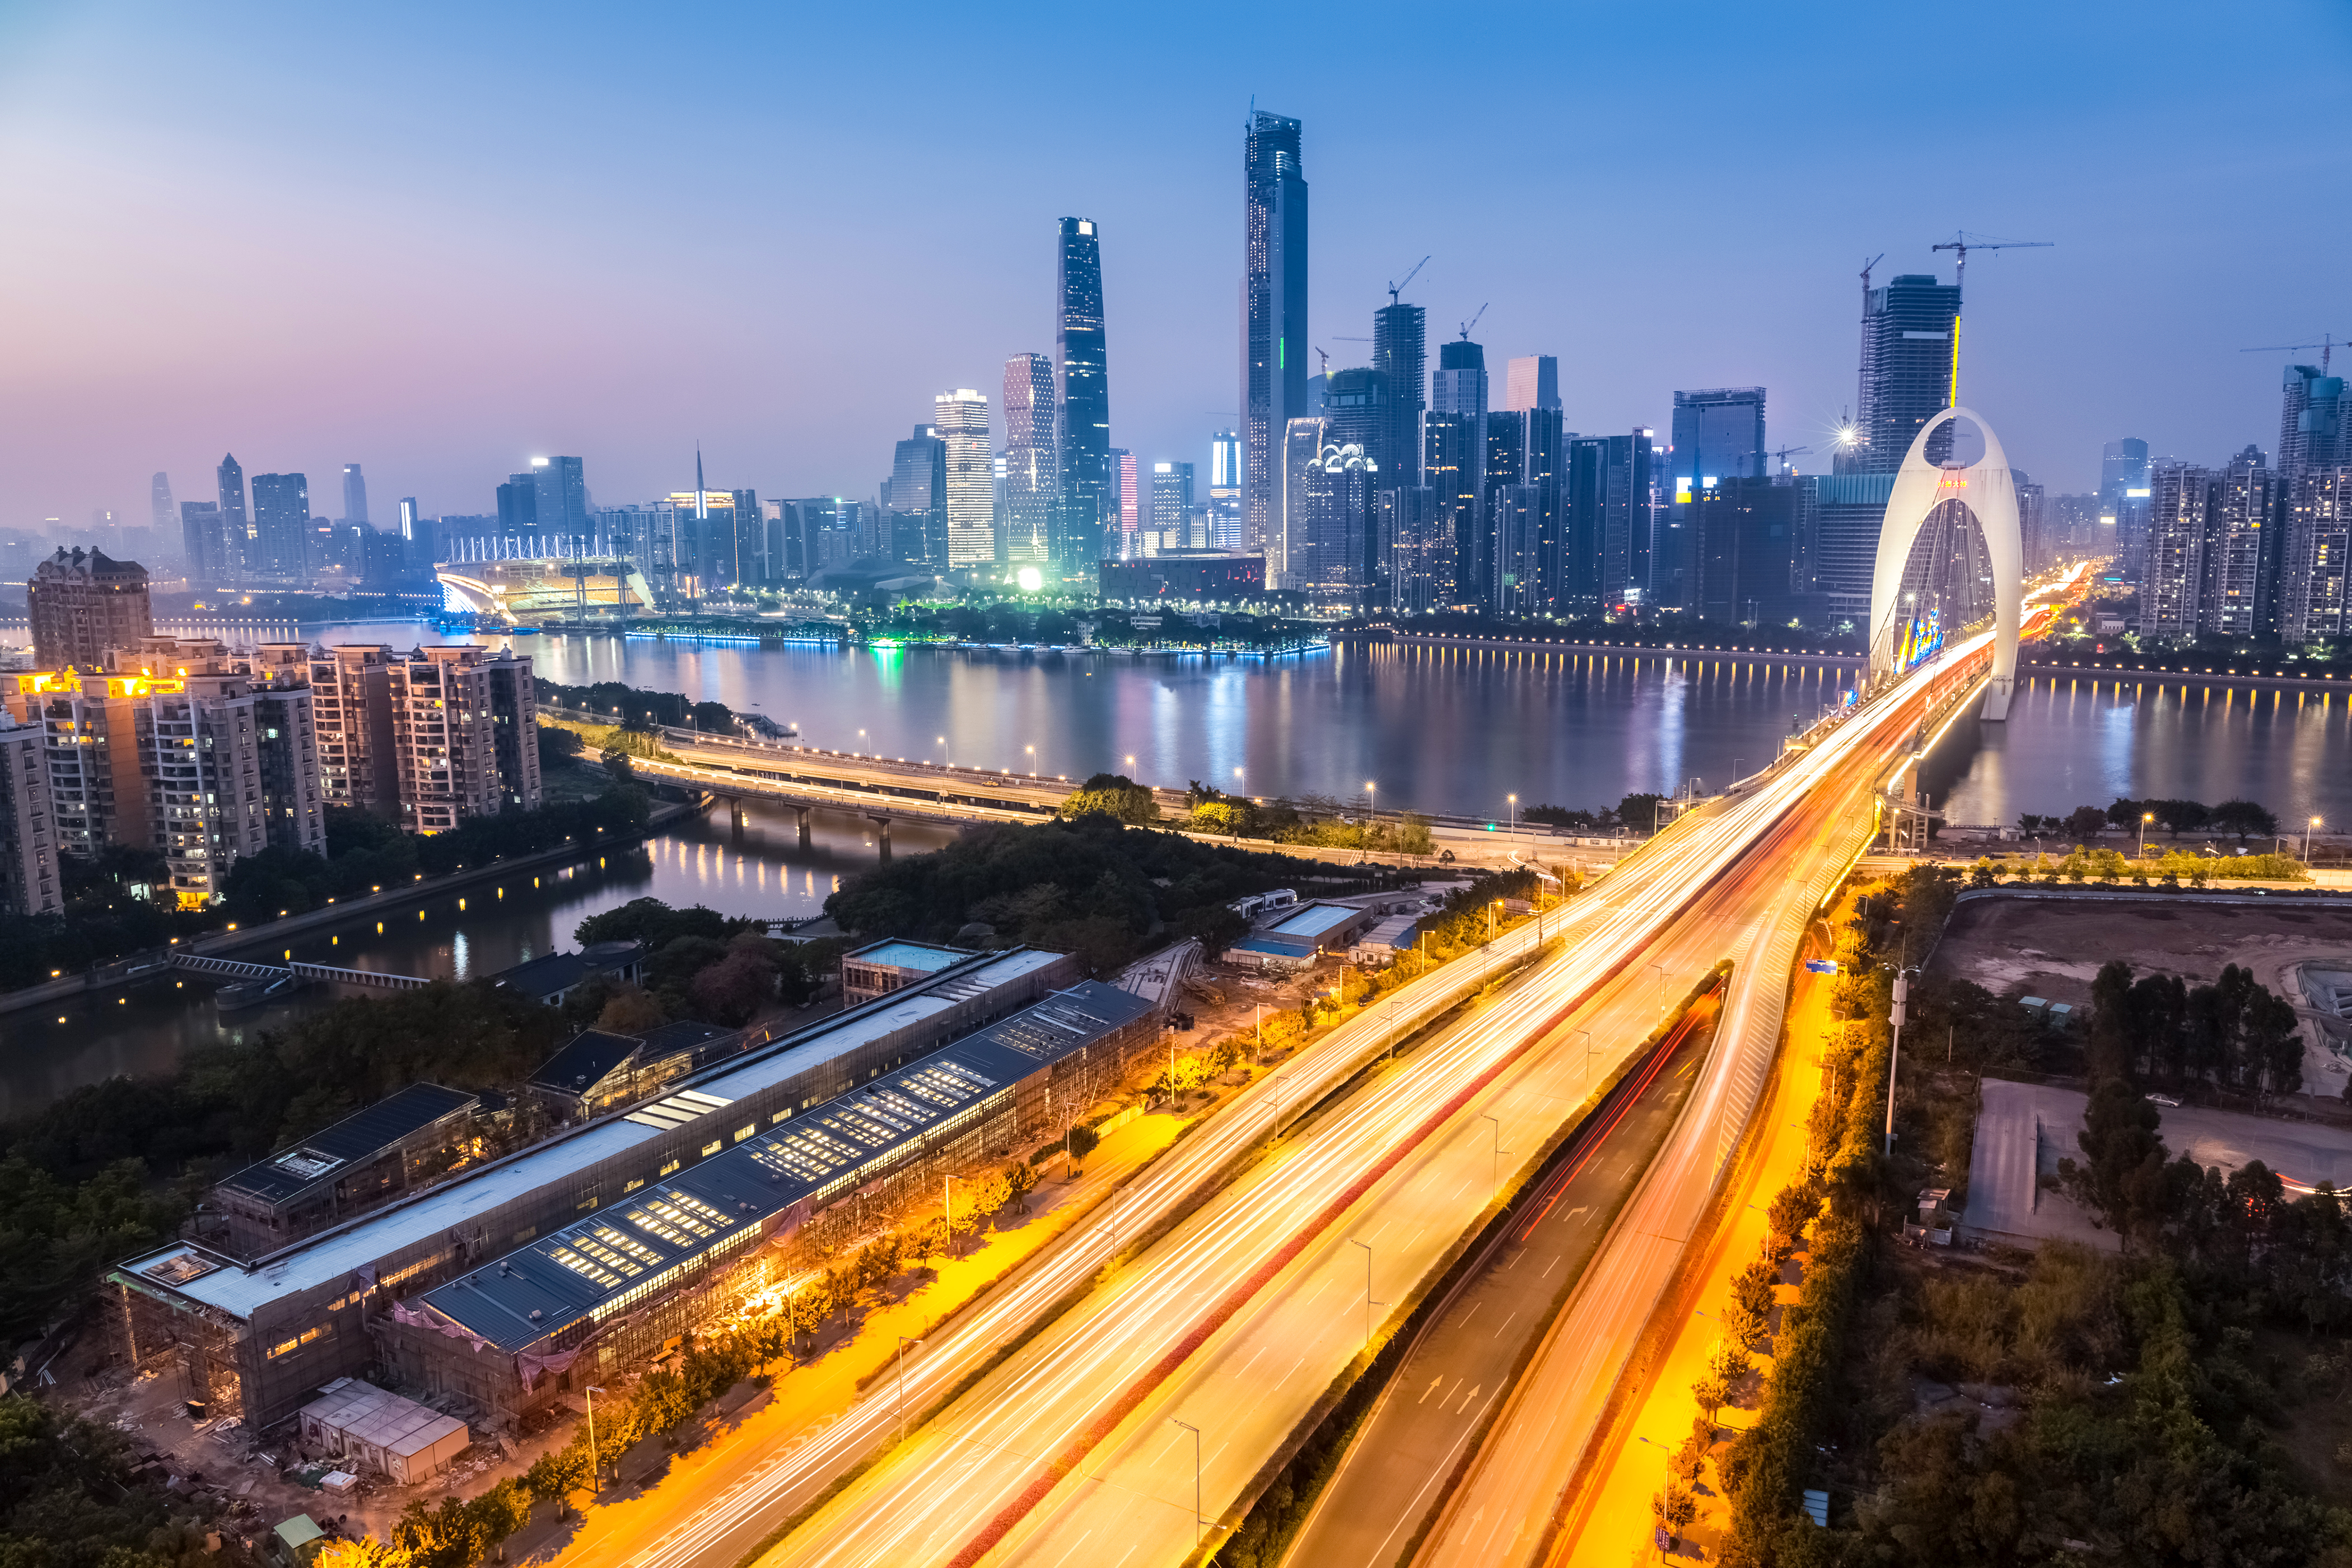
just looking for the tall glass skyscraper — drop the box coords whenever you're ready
[1244,111,1308,554]
[935,390,994,567]
[1001,352,1057,564]
[1431,338,1488,603]
[217,452,250,575]
[1846,274,1959,473]
[1373,302,1425,489]
[1056,218,1109,575]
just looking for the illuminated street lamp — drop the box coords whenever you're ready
[1348,1238,1380,1350]
[2140,811,2155,857]
[584,1385,606,1494]
[1169,1418,1204,1548]
[1026,744,1036,777]
[1480,1112,1505,1200]
[2309,816,2325,862]
[895,1336,925,1443]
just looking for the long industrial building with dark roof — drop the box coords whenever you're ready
[110,945,1130,1429]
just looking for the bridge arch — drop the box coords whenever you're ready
[1867,404,2023,721]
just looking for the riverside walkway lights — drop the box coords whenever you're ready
[2140,811,2155,857]
[2310,816,2325,861]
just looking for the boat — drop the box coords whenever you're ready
[214,974,302,1011]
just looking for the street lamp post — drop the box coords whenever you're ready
[942,1174,959,1257]
[1508,793,1519,858]
[2309,816,2324,862]
[1480,1112,1505,1199]
[1169,1419,1203,1549]
[1886,970,1911,1156]
[937,735,947,767]
[1026,744,1036,777]
[1578,1026,1594,1080]
[2140,811,2155,858]
[1651,962,1667,1006]
[584,1385,606,1495]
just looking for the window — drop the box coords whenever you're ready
[734,1124,754,1143]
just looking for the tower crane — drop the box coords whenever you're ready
[1458,302,1488,340]
[1769,444,1812,474]
[2242,333,2348,374]
[1929,231,2052,406]
[1387,256,1429,307]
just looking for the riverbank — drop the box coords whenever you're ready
[0,799,704,1019]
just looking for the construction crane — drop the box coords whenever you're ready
[2242,333,2348,374]
[1929,232,2052,405]
[1458,302,1488,340]
[1387,255,1429,307]
[1314,346,1331,377]
[1769,444,1812,474]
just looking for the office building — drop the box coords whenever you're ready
[1383,487,1443,613]
[1111,450,1140,555]
[1845,274,1958,473]
[1208,430,1245,549]
[1322,367,1393,481]
[1282,421,1377,601]
[1373,302,1426,489]
[150,473,176,539]
[1504,356,1560,414]
[888,425,949,567]
[1604,431,1663,608]
[0,708,62,917]
[111,947,1085,1429]
[1670,388,1766,487]
[2098,438,2152,571]
[29,545,153,668]
[342,464,370,526]
[1795,472,1897,629]
[1430,338,1489,605]
[1688,478,1802,627]
[1056,218,1110,575]
[1001,352,1058,565]
[934,390,993,568]
[218,454,250,575]
[1491,408,1565,616]
[1243,111,1309,554]
[1149,462,1194,552]
[2282,467,2351,641]
[250,472,311,580]
[178,502,227,586]
[778,498,868,580]
[386,645,540,833]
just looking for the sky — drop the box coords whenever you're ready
[1,0,2348,530]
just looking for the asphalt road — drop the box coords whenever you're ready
[1281,997,1715,1568]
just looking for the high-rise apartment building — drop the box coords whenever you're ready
[888,426,949,567]
[1208,431,1245,549]
[217,454,250,576]
[342,464,370,525]
[0,708,61,917]
[1845,274,1958,473]
[2098,438,2153,572]
[2141,463,2209,640]
[1373,302,1426,489]
[1504,356,1560,414]
[389,646,540,833]
[2199,447,2274,639]
[1430,338,1489,603]
[1243,111,1308,553]
[935,390,994,568]
[1056,218,1110,576]
[1795,473,1898,626]
[1492,407,1565,616]
[1002,352,1058,566]
[250,472,311,580]
[310,645,403,814]
[1321,367,1393,483]
[29,546,153,669]
[1281,419,1376,601]
[2282,468,2350,641]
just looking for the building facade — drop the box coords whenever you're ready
[1504,354,1560,414]
[1243,111,1308,555]
[0,708,62,917]
[1001,352,1058,566]
[29,546,152,669]
[935,390,993,568]
[250,472,311,581]
[1846,275,1959,474]
[1055,218,1110,576]
[388,646,541,833]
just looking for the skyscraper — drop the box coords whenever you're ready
[180,502,226,584]
[2141,463,2210,639]
[1209,431,1245,549]
[935,390,993,567]
[889,424,949,567]
[528,458,589,556]
[1431,337,1489,603]
[2277,365,2349,641]
[1112,451,1140,555]
[1056,217,1110,575]
[2278,363,2348,477]
[1373,301,1426,489]
[217,453,250,575]
[1669,388,1766,486]
[249,472,311,580]
[2099,438,2152,570]
[149,472,176,537]
[1282,422,1377,603]
[2200,446,2273,638]
[1243,111,1308,553]
[1504,356,1560,414]
[1847,273,1959,473]
[342,463,370,525]
[1001,352,1058,565]
[1149,463,1193,549]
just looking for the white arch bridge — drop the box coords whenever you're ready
[1867,404,2023,721]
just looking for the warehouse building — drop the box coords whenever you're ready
[110,945,1081,1428]
[381,979,1158,1430]
[1226,900,1379,972]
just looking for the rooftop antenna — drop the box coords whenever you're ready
[1458,302,1488,341]
[694,446,706,520]
[2242,333,2348,375]
[1929,232,2052,407]
[1386,255,1429,307]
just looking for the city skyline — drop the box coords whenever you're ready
[1,2,2347,524]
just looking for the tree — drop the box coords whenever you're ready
[1617,792,1667,833]
[1059,774,1160,824]
[2210,798,2279,841]
[2065,804,2110,840]
[1653,1478,1698,1546]
[525,1444,589,1518]
[2054,1079,2174,1248]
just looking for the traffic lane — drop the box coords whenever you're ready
[1286,1010,1712,1568]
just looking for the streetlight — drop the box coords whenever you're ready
[895,1336,925,1443]
[937,735,947,767]
[1169,1419,1203,1549]
[584,1385,606,1495]
[1026,744,1036,777]
[1508,794,1518,856]
[2308,816,2325,862]
[1578,1026,1594,1080]
[1480,1112,1505,1200]
[1886,969,1914,1156]
[1651,962,1667,1006]
[1348,1238,1380,1349]
[942,1174,960,1257]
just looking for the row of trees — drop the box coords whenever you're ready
[1523,792,1668,836]
[0,1393,217,1568]
[2018,795,2281,841]
[1969,846,2309,886]
[1175,781,1438,856]
[2082,958,2303,1106]
[533,676,737,735]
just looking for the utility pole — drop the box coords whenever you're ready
[1886,971,1909,1156]
[1170,1419,1203,1549]
[1348,1238,1379,1349]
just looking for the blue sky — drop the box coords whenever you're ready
[1,0,2346,523]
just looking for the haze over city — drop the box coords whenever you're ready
[4,0,2348,521]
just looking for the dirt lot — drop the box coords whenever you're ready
[1932,893,2352,1102]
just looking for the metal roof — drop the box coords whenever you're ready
[1269,902,1364,940]
[419,980,1153,1351]
[847,940,972,974]
[113,948,1071,1323]
[214,1084,479,1207]
[526,1030,642,1095]
[300,1378,468,1458]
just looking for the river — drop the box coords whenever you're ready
[5,618,2346,1117]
